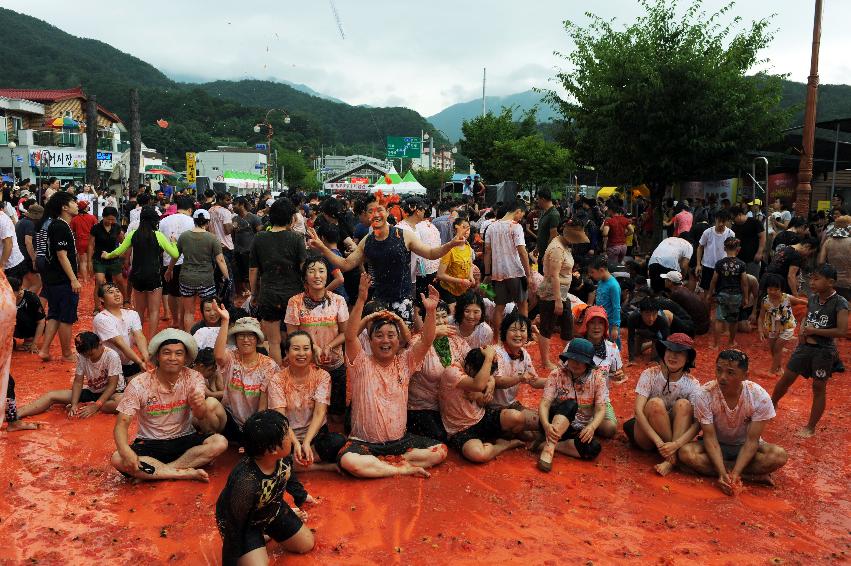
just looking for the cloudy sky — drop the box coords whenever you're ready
[5,0,851,116]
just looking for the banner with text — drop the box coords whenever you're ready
[29,148,113,171]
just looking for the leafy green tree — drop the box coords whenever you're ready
[491,135,573,196]
[545,0,790,237]
[458,106,537,182]
[411,168,453,191]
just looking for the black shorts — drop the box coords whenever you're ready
[696,439,745,462]
[257,292,298,322]
[326,364,347,416]
[448,407,505,452]
[43,283,79,324]
[161,264,182,297]
[492,277,528,306]
[122,362,142,380]
[220,505,303,565]
[130,272,162,293]
[538,299,574,340]
[5,260,29,280]
[337,432,442,464]
[78,389,102,403]
[437,284,462,305]
[222,410,244,444]
[698,266,715,291]
[406,409,448,443]
[787,343,839,380]
[311,426,348,463]
[130,432,207,463]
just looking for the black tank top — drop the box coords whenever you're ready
[364,226,412,303]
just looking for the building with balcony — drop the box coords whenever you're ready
[411,146,456,172]
[0,86,126,183]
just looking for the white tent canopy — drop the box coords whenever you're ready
[370,181,426,195]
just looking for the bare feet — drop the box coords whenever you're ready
[654,460,674,476]
[184,468,210,482]
[795,426,815,438]
[61,354,76,363]
[399,465,430,478]
[497,438,526,450]
[743,473,775,486]
[6,420,40,431]
[37,351,51,362]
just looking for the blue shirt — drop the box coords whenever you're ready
[595,275,621,327]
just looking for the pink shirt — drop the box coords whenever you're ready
[116,368,206,440]
[208,204,234,250]
[285,293,349,370]
[438,364,485,435]
[408,335,470,411]
[347,347,421,443]
[672,210,694,236]
[220,350,278,427]
[265,366,331,440]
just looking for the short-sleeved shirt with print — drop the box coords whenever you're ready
[284,293,349,370]
[347,347,421,443]
[484,220,526,281]
[439,364,486,435]
[75,347,124,393]
[590,340,623,384]
[634,367,700,410]
[804,292,849,348]
[542,366,609,429]
[692,380,776,445]
[458,323,493,350]
[92,309,142,365]
[490,345,538,409]
[713,256,746,294]
[116,368,206,440]
[264,366,331,440]
[220,350,279,428]
[408,335,470,411]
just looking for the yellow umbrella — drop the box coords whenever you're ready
[631,184,650,197]
[596,186,619,199]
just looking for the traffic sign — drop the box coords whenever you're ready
[255,143,268,151]
[386,136,421,159]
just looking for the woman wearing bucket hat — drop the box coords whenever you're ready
[535,218,588,371]
[574,305,623,438]
[623,333,701,476]
[536,338,606,471]
[112,328,228,482]
[211,302,279,444]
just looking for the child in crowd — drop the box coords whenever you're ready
[193,347,224,400]
[623,333,701,476]
[772,264,849,438]
[680,350,788,494]
[216,410,314,566]
[17,332,123,419]
[758,273,807,376]
[261,331,346,473]
[439,346,529,462]
[536,339,607,471]
[9,276,45,353]
[707,237,748,348]
[588,256,621,347]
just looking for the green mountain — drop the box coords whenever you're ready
[0,7,441,175]
[428,90,560,141]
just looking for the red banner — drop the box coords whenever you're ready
[767,172,796,204]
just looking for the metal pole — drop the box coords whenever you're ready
[795,0,823,216]
[266,126,272,193]
[829,122,840,204]
[482,67,487,117]
[429,135,434,169]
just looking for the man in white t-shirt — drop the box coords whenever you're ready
[158,197,195,327]
[127,193,160,231]
[484,200,532,335]
[678,349,788,495]
[696,209,735,292]
[0,209,27,279]
[648,236,693,294]
[208,191,235,302]
[93,282,149,381]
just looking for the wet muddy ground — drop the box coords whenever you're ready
[1,286,849,565]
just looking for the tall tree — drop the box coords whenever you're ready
[458,106,537,182]
[85,95,98,188]
[545,0,790,237]
[128,89,141,199]
[491,135,573,198]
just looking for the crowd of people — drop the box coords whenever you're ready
[0,176,846,565]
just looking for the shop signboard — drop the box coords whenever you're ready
[767,172,796,204]
[186,152,197,182]
[29,148,113,171]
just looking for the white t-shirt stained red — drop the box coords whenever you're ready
[75,347,124,393]
[92,309,142,365]
[484,219,526,280]
[693,380,776,446]
[116,368,206,440]
[220,350,278,427]
[265,366,331,441]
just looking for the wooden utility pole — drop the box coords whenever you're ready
[795,0,823,216]
[128,88,141,198]
[85,95,98,187]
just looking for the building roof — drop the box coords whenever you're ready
[0,86,123,124]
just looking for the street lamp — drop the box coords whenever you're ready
[253,109,290,192]
[7,141,16,183]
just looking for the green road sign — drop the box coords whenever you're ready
[386,136,422,158]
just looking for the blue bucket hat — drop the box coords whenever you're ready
[559,338,596,367]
